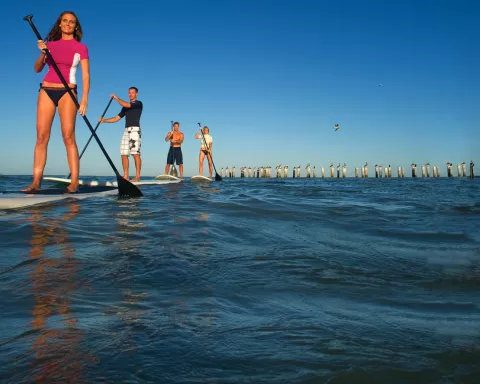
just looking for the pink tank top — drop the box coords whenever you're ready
[43,39,89,84]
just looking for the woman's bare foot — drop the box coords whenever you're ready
[131,177,140,182]
[21,184,40,192]
[65,183,79,193]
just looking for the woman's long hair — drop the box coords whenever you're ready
[44,11,83,42]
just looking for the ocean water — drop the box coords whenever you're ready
[1,175,479,383]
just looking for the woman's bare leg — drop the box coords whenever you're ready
[58,92,79,192]
[22,90,56,191]
[207,154,213,178]
[199,151,205,175]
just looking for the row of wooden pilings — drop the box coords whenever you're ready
[219,161,475,179]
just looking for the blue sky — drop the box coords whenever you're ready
[1,0,478,177]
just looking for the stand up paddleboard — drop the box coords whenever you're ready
[190,175,212,182]
[0,186,118,210]
[43,177,181,187]
[154,174,182,181]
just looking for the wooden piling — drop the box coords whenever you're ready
[411,164,417,177]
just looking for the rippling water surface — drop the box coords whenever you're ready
[1,175,479,383]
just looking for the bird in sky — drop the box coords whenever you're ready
[334,124,340,131]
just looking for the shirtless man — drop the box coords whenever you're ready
[165,122,184,178]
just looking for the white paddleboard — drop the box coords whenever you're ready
[43,177,181,187]
[0,194,70,210]
[190,175,212,182]
[0,186,118,210]
[154,174,182,181]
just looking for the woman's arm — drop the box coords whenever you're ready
[34,40,48,73]
[34,53,47,73]
[79,59,90,116]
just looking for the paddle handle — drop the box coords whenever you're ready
[197,122,207,145]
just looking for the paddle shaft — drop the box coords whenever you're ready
[67,97,114,178]
[197,122,222,180]
[24,16,121,179]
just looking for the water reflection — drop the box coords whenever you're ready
[26,203,95,383]
[102,200,150,355]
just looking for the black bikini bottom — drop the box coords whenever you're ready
[39,84,77,107]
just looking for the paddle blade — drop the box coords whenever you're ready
[116,176,143,197]
[215,173,223,181]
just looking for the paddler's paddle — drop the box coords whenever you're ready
[23,14,142,198]
[197,122,222,181]
[67,96,114,179]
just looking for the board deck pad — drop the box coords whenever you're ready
[190,175,213,182]
[43,177,181,186]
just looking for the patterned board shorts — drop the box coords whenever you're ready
[120,127,141,156]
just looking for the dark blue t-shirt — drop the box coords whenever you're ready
[118,100,143,128]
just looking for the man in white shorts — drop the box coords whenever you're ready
[98,87,143,181]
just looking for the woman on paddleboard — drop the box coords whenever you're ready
[194,126,213,179]
[23,11,89,193]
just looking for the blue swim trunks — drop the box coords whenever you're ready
[167,147,183,165]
